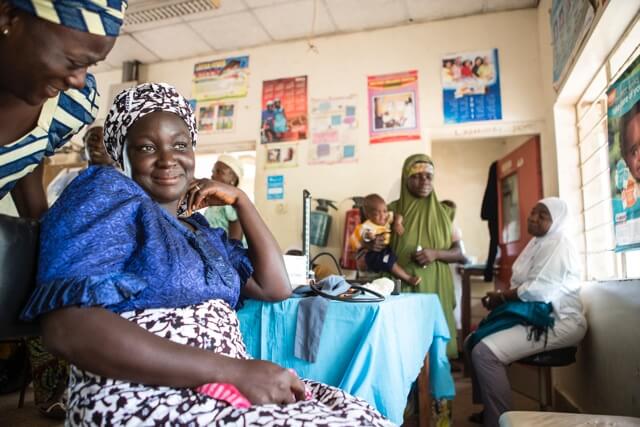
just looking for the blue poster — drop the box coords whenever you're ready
[267,175,284,200]
[441,49,502,124]
[550,0,594,86]
[608,55,640,252]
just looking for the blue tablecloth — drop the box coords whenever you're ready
[237,293,455,425]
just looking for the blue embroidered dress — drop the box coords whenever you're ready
[0,75,99,198]
[21,166,253,320]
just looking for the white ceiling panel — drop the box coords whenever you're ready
[325,0,408,32]
[104,34,160,67]
[486,0,538,13]
[122,16,183,34]
[254,0,336,40]
[134,24,214,61]
[405,0,484,21]
[189,12,272,51]
[244,0,296,8]
[92,0,539,68]
[182,0,249,21]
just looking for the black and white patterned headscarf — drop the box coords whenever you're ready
[103,82,197,172]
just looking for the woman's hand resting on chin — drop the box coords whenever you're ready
[182,178,244,215]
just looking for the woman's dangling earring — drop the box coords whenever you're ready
[1,27,8,36]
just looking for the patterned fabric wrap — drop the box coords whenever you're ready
[103,82,197,169]
[26,337,68,407]
[64,299,393,426]
[8,0,127,37]
[20,166,253,320]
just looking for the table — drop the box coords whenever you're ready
[237,294,455,426]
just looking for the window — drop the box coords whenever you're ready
[574,22,640,280]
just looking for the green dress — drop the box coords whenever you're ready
[389,154,458,358]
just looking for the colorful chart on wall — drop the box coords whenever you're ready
[265,143,298,169]
[550,0,594,88]
[196,100,236,133]
[192,56,249,101]
[607,55,640,252]
[261,76,308,144]
[441,49,502,124]
[368,70,420,144]
[309,95,358,164]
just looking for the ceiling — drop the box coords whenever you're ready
[92,0,539,73]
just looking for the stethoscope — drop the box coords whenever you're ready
[309,281,386,303]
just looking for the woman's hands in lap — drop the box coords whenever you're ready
[230,359,306,405]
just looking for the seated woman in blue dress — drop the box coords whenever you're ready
[21,83,392,426]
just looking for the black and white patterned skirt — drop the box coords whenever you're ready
[66,300,395,426]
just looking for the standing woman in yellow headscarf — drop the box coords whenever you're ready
[389,154,466,358]
[0,0,126,417]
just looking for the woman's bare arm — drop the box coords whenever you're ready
[234,192,291,301]
[42,306,305,404]
[10,163,48,219]
[188,180,291,301]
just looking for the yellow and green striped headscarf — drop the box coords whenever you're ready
[9,0,127,37]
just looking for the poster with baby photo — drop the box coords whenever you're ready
[441,49,502,124]
[607,55,640,252]
[368,70,420,144]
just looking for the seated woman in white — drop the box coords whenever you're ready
[465,197,587,427]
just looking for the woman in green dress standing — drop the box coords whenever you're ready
[389,153,466,359]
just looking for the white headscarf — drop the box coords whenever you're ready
[539,197,568,235]
[510,197,584,321]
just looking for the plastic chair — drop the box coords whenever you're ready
[0,214,41,407]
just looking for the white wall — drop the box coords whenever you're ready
[432,138,506,264]
[93,9,545,261]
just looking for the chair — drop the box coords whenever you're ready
[515,346,577,410]
[0,214,41,407]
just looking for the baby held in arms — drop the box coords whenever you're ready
[350,194,421,287]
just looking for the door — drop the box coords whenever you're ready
[496,136,543,290]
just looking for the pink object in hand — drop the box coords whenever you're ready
[196,383,251,408]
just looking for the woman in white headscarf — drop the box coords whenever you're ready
[466,197,587,427]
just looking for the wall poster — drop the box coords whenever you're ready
[261,76,308,144]
[367,70,420,144]
[608,55,640,252]
[550,0,594,87]
[192,56,250,101]
[196,100,236,133]
[267,175,285,200]
[265,144,298,169]
[309,95,358,164]
[441,49,502,124]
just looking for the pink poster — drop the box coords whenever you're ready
[368,70,420,144]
